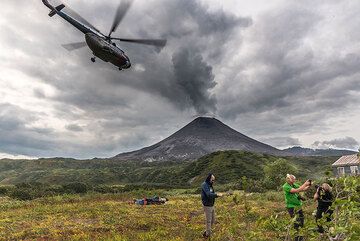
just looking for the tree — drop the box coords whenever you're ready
[263,159,297,190]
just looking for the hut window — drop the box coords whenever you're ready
[350,166,359,175]
[337,167,345,176]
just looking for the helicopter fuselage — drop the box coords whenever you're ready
[85,33,131,69]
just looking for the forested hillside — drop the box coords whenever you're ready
[0,151,337,187]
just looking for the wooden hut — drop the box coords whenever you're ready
[332,154,359,177]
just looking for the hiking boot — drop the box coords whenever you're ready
[202,231,210,238]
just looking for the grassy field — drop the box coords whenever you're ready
[0,190,329,241]
[1,174,359,241]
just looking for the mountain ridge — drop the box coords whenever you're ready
[283,146,357,156]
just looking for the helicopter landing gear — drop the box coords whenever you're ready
[91,57,96,63]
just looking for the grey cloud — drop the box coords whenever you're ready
[226,108,330,141]
[33,88,46,99]
[161,0,251,37]
[0,103,110,158]
[260,137,301,149]
[0,103,57,156]
[65,124,83,132]
[312,137,359,150]
[0,103,38,130]
[220,6,321,117]
[217,2,360,138]
[32,127,54,135]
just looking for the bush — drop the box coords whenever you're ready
[262,191,284,202]
[0,186,10,196]
[44,185,65,196]
[15,182,32,189]
[247,179,266,193]
[62,182,88,194]
[9,189,33,201]
[234,178,266,193]
[215,183,238,192]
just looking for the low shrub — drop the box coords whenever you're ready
[0,186,11,196]
[62,182,88,194]
[9,189,33,201]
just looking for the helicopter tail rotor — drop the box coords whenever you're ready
[42,0,65,17]
[49,4,65,17]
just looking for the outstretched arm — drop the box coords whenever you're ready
[290,180,311,193]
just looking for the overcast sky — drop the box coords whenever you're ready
[0,0,359,159]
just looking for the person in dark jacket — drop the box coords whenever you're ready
[201,173,223,238]
[314,183,333,233]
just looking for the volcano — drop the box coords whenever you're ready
[112,117,284,161]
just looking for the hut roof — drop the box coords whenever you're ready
[332,154,360,167]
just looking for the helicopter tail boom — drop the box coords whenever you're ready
[42,0,104,36]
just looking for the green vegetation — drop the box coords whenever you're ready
[0,176,358,240]
[263,159,297,189]
[0,157,189,186]
[0,151,339,188]
[177,151,278,185]
[0,151,358,240]
[0,150,341,204]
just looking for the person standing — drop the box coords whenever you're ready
[314,183,333,233]
[201,173,223,238]
[283,174,311,241]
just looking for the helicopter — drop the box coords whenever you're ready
[42,0,166,70]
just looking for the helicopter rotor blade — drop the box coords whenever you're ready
[62,42,87,51]
[111,38,167,47]
[65,6,101,33]
[108,0,133,37]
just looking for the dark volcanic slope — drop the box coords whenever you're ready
[113,117,283,161]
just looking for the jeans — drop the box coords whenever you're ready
[203,205,215,236]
